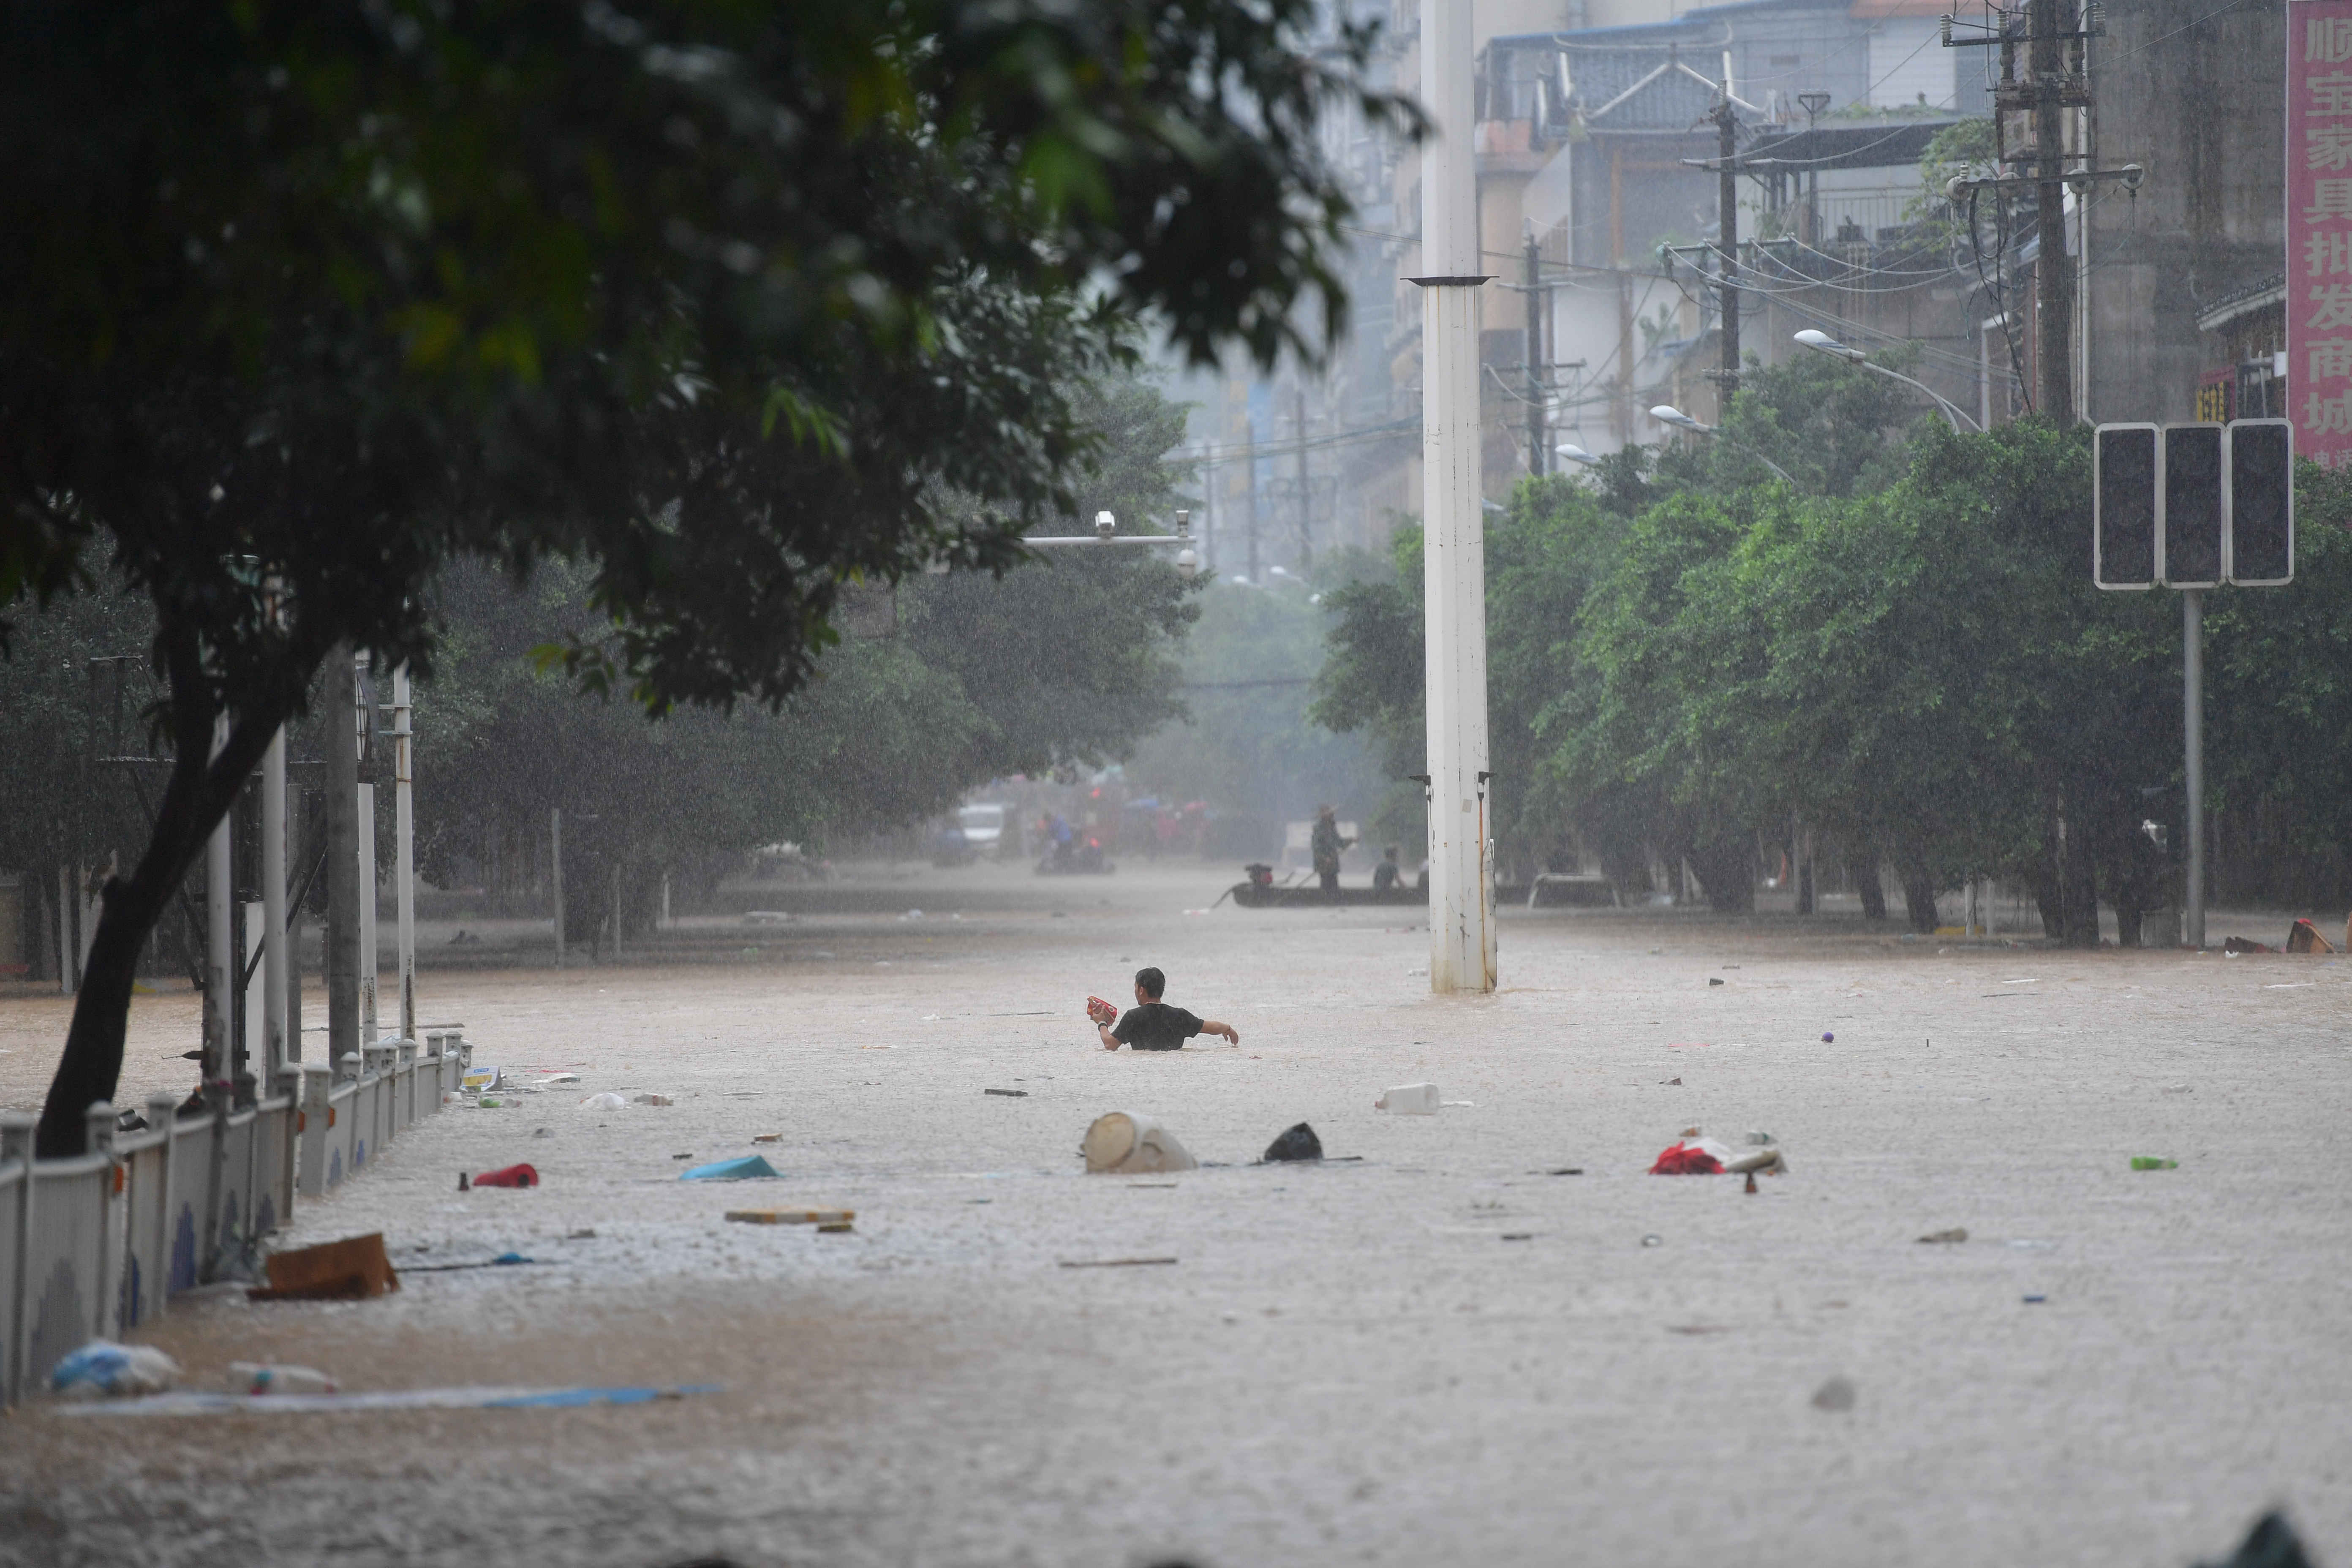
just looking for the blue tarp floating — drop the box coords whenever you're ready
[679,1155,781,1181]
[61,1384,724,1416]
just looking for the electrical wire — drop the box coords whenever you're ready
[2116,0,2253,60]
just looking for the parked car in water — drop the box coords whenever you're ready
[957,803,1007,858]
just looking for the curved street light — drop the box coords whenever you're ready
[1555,443,1601,466]
[1792,329,1981,433]
[1648,405,1798,487]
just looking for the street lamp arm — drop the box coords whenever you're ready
[1794,329,1979,433]
[1651,405,1798,487]
[1734,445,1799,487]
[1856,359,1980,433]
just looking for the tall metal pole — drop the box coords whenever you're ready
[2030,0,2073,421]
[1244,428,1260,584]
[550,806,566,969]
[325,649,360,1076]
[2184,588,2206,949]
[392,667,416,1041]
[1200,446,1217,575]
[1416,0,1495,994]
[1293,387,1313,569]
[1525,229,1546,476]
[1714,98,1742,403]
[261,726,288,1083]
[357,770,377,1043]
[202,715,234,1083]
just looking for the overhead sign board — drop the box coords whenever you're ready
[2094,421,2294,588]
[2291,0,2352,468]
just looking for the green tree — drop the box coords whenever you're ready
[2,2,1415,1153]
[415,370,1204,929]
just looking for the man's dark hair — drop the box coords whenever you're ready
[1134,966,1166,999]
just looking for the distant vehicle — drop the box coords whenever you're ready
[957,803,1007,858]
[751,842,828,882]
[929,823,973,867]
[1037,835,1113,876]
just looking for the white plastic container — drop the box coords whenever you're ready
[1375,1083,1441,1114]
[1081,1112,1198,1173]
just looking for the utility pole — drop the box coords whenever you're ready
[1244,427,1260,584]
[2030,0,2072,421]
[201,715,232,1085]
[391,666,416,1043]
[1615,272,1635,446]
[1524,229,1546,477]
[324,648,360,1077]
[261,724,289,1082]
[1946,0,2110,420]
[2183,589,2205,949]
[1414,0,1495,995]
[550,806,566,969]
[1293,387,1312,570]
[1712,97,1741,404]
[355,655,378,1044]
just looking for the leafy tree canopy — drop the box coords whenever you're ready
[0,1,1413,1152]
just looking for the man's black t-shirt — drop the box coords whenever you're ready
[1112,1001,1203,1051]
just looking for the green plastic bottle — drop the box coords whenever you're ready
[2131,1156,2178,1171]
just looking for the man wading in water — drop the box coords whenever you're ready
[1312,804,1354,899]
[1096,967,1241,1051]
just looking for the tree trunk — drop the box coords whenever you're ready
[2029,866,2064,938]
[1690,832,1756,913]
[1900,869,1939,934]
[2060,808,2100,947]
[1848,856,1887,920]
[36,621,291,1157]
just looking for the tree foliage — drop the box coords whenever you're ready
[1317,351,2352,940]
[0,1,1413,1152]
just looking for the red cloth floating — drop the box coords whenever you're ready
[1648,1142,1723,1176]
[472,1163,539,1188]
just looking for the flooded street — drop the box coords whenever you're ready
[4,861,2349,1567]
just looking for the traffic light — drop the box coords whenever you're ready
[2094,424,2156,589]
[2161,423,2224,589]
[2225,418,2293,585]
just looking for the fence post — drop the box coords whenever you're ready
[298,1062,332,1198]
[341,1054,363,1175]
[84,1102,116,1341]
[147,1093,177,1323]
[1,1111,34,1407]
[198,1078,230,1285]
[273,1066,299,1231]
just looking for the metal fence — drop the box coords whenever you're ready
[0,1032,469,1406]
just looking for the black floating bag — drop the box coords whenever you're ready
[1262,1122,1323,1162]
[2199,1514,2314,1568]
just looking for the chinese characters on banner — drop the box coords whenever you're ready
[2293,0,2352,466]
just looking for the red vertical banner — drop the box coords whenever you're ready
[2292,0,2352,467]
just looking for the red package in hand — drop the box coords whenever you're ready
[1085,995,1118,1026]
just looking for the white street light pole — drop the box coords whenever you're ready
[202,713,234,1083]
[261,724,289,1082]
[1650,405,1798,486]
[1793,329,1980,433]
[1416,0,1495,994]
[392,666,416,1043]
